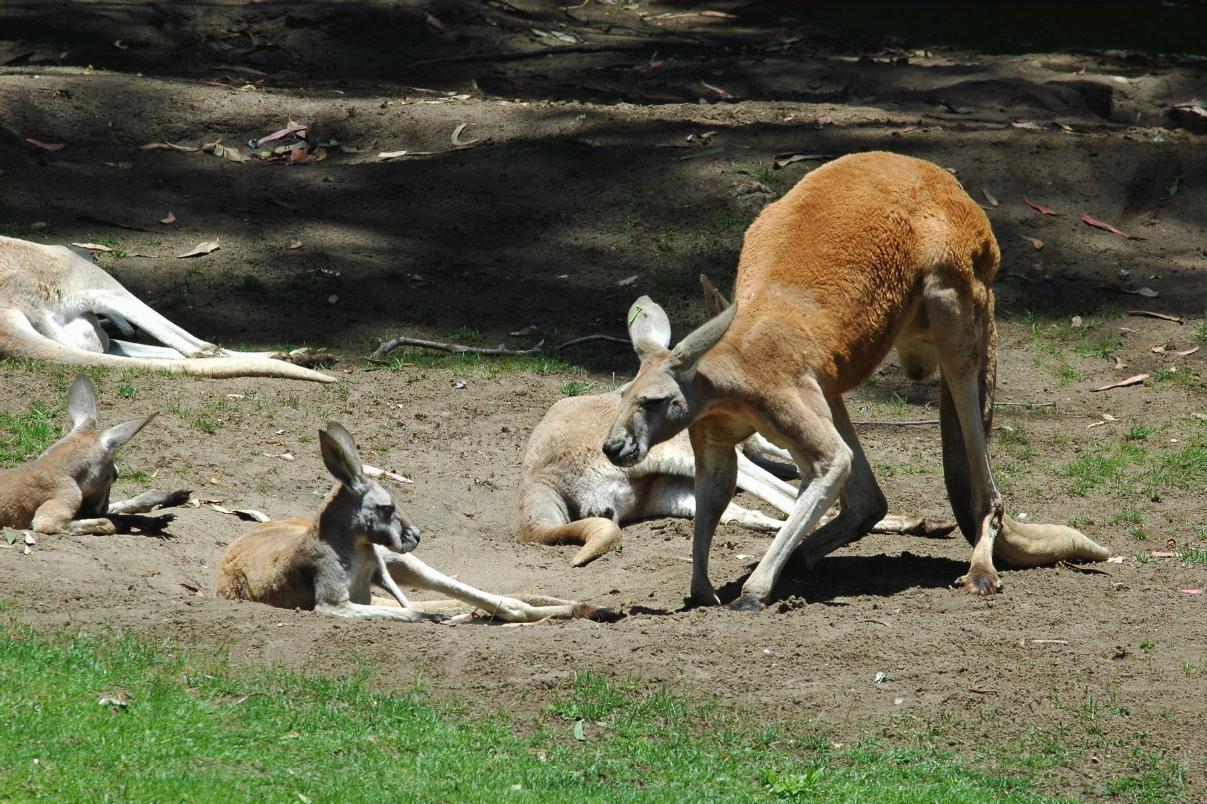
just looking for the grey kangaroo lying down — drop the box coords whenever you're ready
[216,422,618,623]
[0,375,189,535]
[0,236,333,382]
[516,392,955,567]
[515,275,953,567]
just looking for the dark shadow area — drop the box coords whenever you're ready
[708,551,966,606]
[2,2,1204,360]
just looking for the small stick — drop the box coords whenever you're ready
[854,419,940,426]
[553,334,630,350]
[1128,310,1184,324]
[371,336,545,360]
[371,332,632,360]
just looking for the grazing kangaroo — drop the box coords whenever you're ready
[517,393,953,567]
[0,236,333,382]
[603,151,1109,610]
[0,374,179,534]
[217,422,615,623]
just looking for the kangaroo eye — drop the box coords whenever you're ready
[639,396,665,408]
[378,504,395,517]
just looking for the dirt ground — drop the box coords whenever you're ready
[1,1,1205,798]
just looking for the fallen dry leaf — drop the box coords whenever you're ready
[139,142,199,152]
[203,141,249,163]
[1081,214,1143,239]
[1024,197,1062,216]
[378,150,409,160]
[451,123,479,147]
[25,138,65,152]
[160,211,176,225]
[1091,373,1149,392]
[1011,120,1044,130]
[209,505,271,523]
[70,242,114,253]
[176,241,220,259]
[981,188,999,207]
[1176,346,1200,357]
[1020,235,1044,250]
[773,152,834,169]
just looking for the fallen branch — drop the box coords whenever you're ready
[371,332,631,360]
[553,334,630,350]
[1128,310,1184,324]
[371,336,545,360]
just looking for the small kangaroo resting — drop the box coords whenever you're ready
[216,422,615,623]
[517,392,953,567]
[603,151,1109,610]
[0,236,333,382]
[0,375,185,535]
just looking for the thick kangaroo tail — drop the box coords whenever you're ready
[515,482,622,566]
[939,318,1109,565]
[995,516,1110,567]
[517,517,623,567]
[0,309,334,382]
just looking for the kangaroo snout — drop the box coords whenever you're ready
[396,523,421,553]
[602,432,640,467]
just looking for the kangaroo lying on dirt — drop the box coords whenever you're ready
[517,393,954,567]
[517,276,952,567]
[603,151,1109,610]
[217,422,616,623]
[0,374,185,535]
[0,236,333,382]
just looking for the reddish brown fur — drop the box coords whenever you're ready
[215,517,323,610]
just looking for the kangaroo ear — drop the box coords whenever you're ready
[100,413,156,451]
[670,302,737,374]
[67,374,98,430]
[319,421,367,492]
[699,275,730,317]
[626,296,672,360]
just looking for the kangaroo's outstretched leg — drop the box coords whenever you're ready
[380,552,615,622]
[91,290,222,357]
[789,396,887,570]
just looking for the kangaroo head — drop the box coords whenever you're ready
[47,375,156,517]
[318,421,420,554]
[602,295,736,467]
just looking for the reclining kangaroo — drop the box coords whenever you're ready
[217,422,616,623]
[0,374,184,534]
[517,276,952,567]
[517,394,953,567]
[603,151,1109,610]
[0,236,332,382]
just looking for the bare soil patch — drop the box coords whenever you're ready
[2,2,1204,798]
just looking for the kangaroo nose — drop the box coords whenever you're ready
[602,436,623,462]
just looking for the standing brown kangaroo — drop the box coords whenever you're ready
[603,151,1109,610]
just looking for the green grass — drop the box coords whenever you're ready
[0,222,55,240]
[383,349,584,379]
[1060,421,1207,497]
[0,402,61,467]
[0,627,1056,803]
[1153,366,1203,392]
[559,379,593,397]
